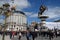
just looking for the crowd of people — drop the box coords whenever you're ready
[9,28,38,40]
[8,26,60,40]
[0,24,60,40]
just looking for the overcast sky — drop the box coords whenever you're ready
[0,0,60,25]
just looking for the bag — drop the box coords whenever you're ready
[19,32,21,36]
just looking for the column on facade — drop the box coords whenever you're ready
[19,15,22,31]
[24,16,26,24]
[17,15,20,31]
[21,16,23,25]
[17,15,19,24]
[20,16,22,24]
[22,15,23,25]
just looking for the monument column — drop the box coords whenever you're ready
[38,5,48,31]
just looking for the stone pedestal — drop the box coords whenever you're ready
[39,15,48,27]
[39,15,48,32]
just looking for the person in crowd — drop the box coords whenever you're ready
[34,24,38,37]
[49,30,54,40]
[26,27,31,40]
[18,29,22,40]
[12,31,16,38]
[10,31,12,39]
[55,30,58,38]
[30,23,38,40]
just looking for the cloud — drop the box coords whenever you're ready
[43,7,60,19]
[24,12,38,17]
[9,0,31,10]
[0,0,9,1]
[24,12,33,16]
[0,0,31,10]
[30,13,38,17]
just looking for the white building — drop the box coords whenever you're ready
[38,22,60,31]
[45,22,60,30]
[6,11,27,31]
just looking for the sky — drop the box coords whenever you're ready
[0,0,60,25]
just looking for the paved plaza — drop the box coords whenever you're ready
[0,35,60,40]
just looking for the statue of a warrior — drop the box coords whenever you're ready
[39,5,46,15]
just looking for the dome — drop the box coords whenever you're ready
[6,10,27,31]
[14,10,25,15]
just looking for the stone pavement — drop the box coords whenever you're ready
[0,35,60,40]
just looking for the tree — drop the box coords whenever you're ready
[0,3,14,40]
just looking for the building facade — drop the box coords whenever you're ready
[6,11,27,31]
[38,22,60,31]
[45,22,60,30]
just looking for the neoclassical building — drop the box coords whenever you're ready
[6,11,27,31]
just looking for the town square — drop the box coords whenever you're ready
[0,0,60,40]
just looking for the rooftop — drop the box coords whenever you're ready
[14,10,25,15]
